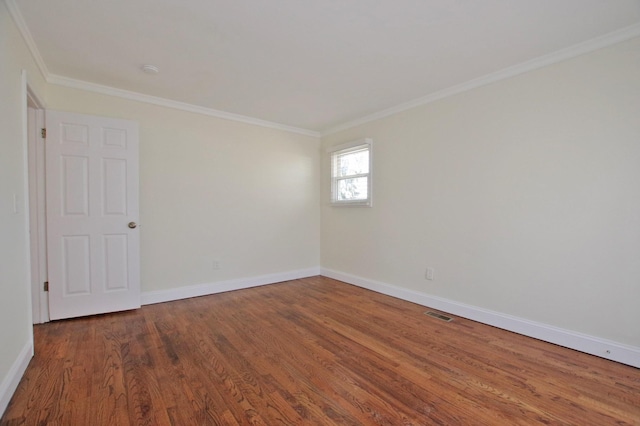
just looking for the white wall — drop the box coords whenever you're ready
[46,85,321,294]
[2,1,319,410]
[322,37,640,349]
[2,0,639,413]
[0,0,47,413]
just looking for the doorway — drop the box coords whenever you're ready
[26,85,47,324]
[26,95,141,323]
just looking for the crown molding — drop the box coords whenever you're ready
[322,23,640,136]
[47,74,321,137]
[5,0,319,138]
[7,0,639,139]
[4,0,49,80]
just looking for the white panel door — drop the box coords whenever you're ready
[46,110,140,320]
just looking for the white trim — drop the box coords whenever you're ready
[4,0,319,138]
[8,0,640,139]
[24,70,48,325]
[26,84,45,109]
[35,108,48,323]
[5,0,49,81]
[329,138,373,207]
[27,107,48,324]
[46,74,320,138]
[27,106,39,324]
[20,70,35,346]
[325,137,372,153]
[0,341,33,418]
[141,267,321,305]
[322,23,640,135]
[321,268,640,369]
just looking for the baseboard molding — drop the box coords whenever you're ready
[0,340,33,418]
[321,268,640,369]
[141,267,321,306]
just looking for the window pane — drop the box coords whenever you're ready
[337,149,369,177]
[337,177,368,201]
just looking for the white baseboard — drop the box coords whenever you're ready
[141,267,321,306]
[321,268,640,369]
[0,340,33,418]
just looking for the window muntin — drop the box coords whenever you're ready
[329,139,372,206]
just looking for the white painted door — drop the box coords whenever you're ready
[46,110,140,320]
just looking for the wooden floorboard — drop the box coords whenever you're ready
[2,276,639,425]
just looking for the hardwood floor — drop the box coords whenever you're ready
[2,276,639,425]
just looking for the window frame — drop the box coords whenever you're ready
[328,138,373,207]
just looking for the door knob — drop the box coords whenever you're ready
[128,222,137,229]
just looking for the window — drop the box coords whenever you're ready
[329,138,372,206]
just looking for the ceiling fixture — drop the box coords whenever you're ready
[141,64,159,74]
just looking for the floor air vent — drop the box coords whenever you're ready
[425,311,453,322]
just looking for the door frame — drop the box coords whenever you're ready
[23,71,48,324]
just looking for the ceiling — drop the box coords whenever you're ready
[12,0,640,134]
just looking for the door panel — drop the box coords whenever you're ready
[46,110,140,320]
[62,235,91,295]
[103,234,129,290]
[103,158,127,215]
[61,155,89,215]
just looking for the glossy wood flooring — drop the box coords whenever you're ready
[2,276,639,425]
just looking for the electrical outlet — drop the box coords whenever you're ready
[425,267,434,281]
[212,260,220,270]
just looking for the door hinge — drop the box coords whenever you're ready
[44,281,49,292]
[41,128,46,139]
